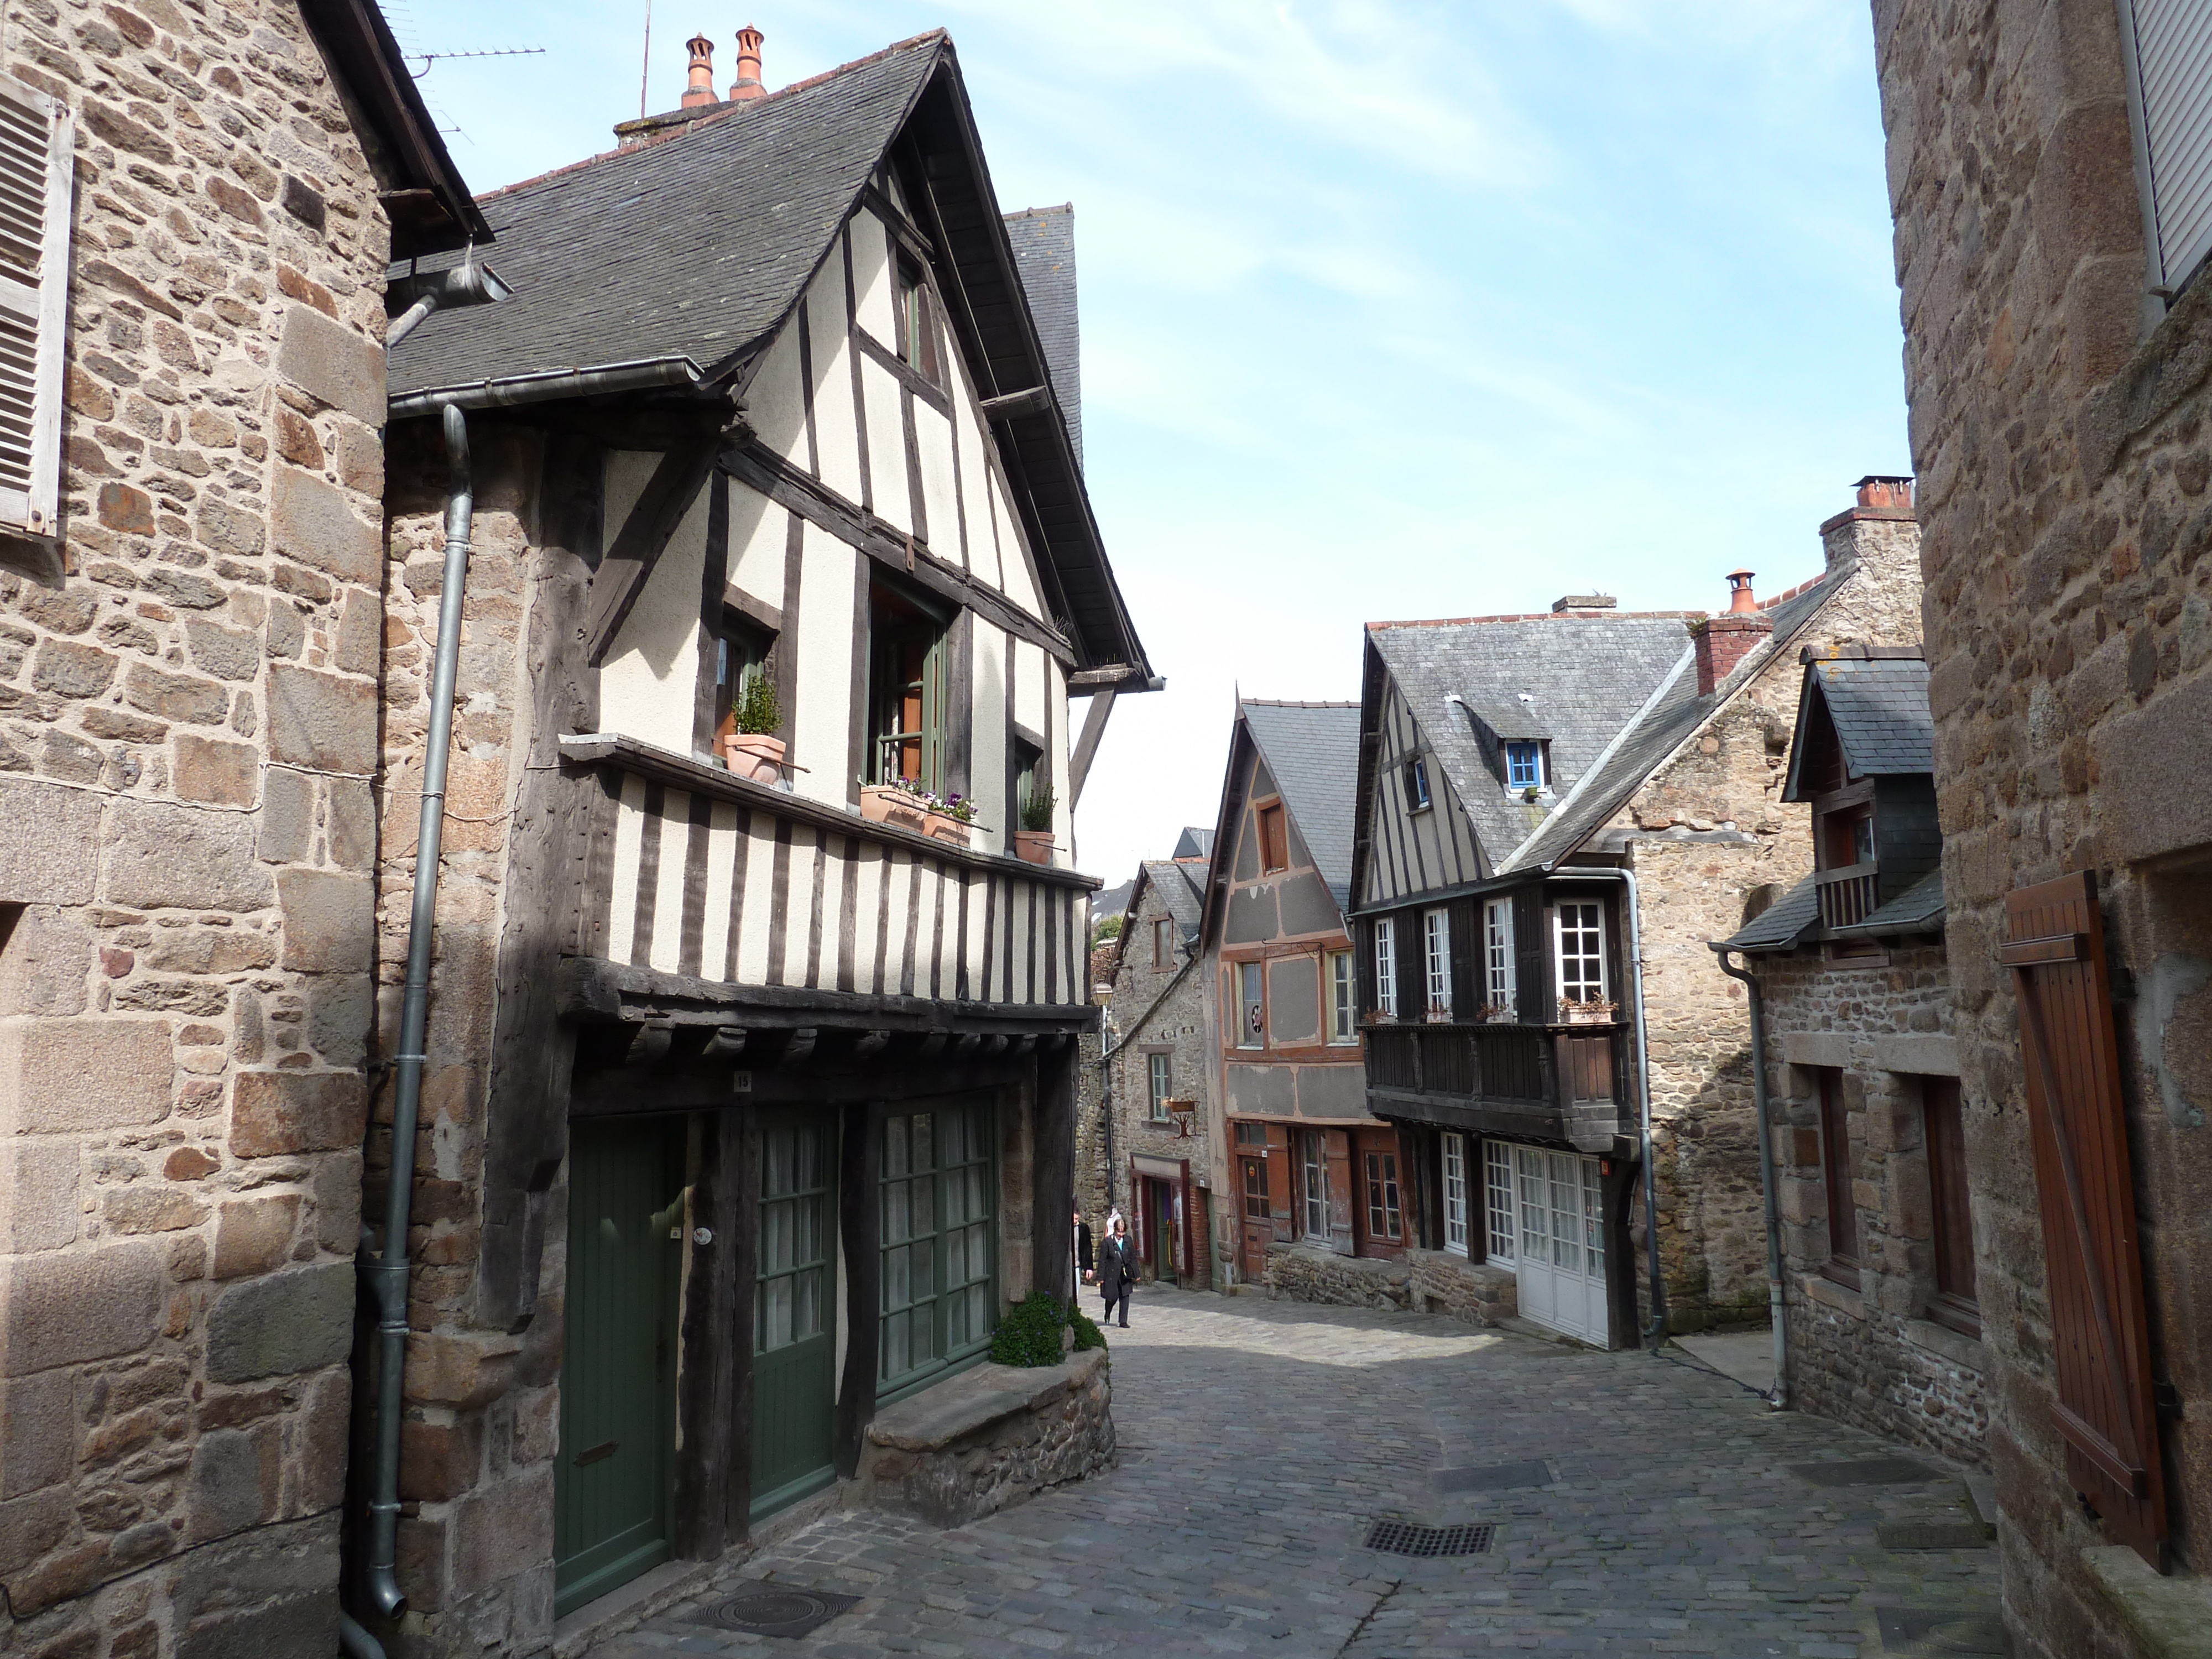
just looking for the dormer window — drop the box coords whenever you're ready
[1405,755,1431,812]
[1505,742,1546,790]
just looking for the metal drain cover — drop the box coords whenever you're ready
[1875,1605,2010,1656]
[1363,1520,1494,1557]
[1788,1457,1947,1487]
[691,1584,862,1639]
[1434,1459,1551,1493]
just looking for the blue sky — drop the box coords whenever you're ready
[384,1,1910,888]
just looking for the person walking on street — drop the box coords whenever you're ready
[1074,1208,1094,1292]
[1098,1212,1135,1329]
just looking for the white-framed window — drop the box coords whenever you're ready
[1238,960,1264,1048]
[1147,1052,1172,1120]
[2119,0,2212,293]
[1553,900,1608,1006]
[1374,917,1397,1018]
[1327,949,1357,1044]
[1441,1131,1470,1258]
[0,77,74,539]
[1423,907,1452,1019]
[1484,1140,1516,1262]
[1483,897,1515,1019]
[1505,741,1544,789]
[1405,754,1432,812]
[1300,1130,1329,1240]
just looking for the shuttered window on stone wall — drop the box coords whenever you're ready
[0,76,71,538]
[2121,0,2212,293]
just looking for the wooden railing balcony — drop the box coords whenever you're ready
[1817,862,1880,929]
[1363,1020,1630,1152]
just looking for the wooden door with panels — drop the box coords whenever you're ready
[2003,870,2167,1567]
[749,1108,839,1522]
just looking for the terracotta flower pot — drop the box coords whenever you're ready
[719,732,785,784]
[1014,830,1055,865]
[860,785,930,834]
[924,810,972,848]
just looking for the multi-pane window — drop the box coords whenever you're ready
[1484,1140,1516,1262]
[1441,1131,1469,1257]
[1147,1052,1172,1120]
[1374,918,1397,1018]
[1553,901,1606,1005]
[879,1102,994,1392]
[1922,1075,1978,1334]
[714,611,776,728]
[1258,802,1288,873]
[1327,950,1357,1044]
[1518,1146,1604,1279]
[1300,1130,1329,1240]
[1241,1153,1269,1222]
[1364,1147,1403,1243]
[1505,741,1544,789]
[1483,898,1515,1019]
[1423,907,1452,1018]
[1814,1068,1859,1286]
[868,580,948,790]
[756,1121,830,1354]
[895,253,942,383]
[1405,754,1431,811]
[1238,961,1265,1048]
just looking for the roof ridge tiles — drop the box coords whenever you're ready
[1757,570,1827,611]
[1241,697,1359,708]
[474,29,948,207]
[1366,612,1707,630]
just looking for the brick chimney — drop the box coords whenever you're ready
[680,33,716,108]
[1693,569,1773,695]
[728,25,765,100]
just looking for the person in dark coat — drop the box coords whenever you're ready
[1097,1213,1135,1328]
[1073,1208,1095,1289]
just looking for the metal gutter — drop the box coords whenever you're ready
[1712,945,1790,1410]
[387,356,707,418]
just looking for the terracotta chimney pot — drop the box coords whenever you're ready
[1855,474,1914,512]
[1725,570,1758,615]
[681,33,716,108]
[729,25,765,100]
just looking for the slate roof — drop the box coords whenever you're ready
[390,36,940,399]
[1783,656,1934,799]
[1092,877,1134,921]
[1719,874,1821,952]
[1130,857,1209,951]
[1004,206,1081,470]
[1506,580,1837,871]
[1241,700,1360,910]
[1366,614,1698,870]
[1172,826,1213,860]
[1834,868,1946,937]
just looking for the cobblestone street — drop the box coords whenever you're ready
[584,1289,2003,1658]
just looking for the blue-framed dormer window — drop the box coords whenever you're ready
[1405,755,1432,812]
[1505,742,1545,790]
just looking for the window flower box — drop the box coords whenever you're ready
[860,782,978,848]
[1560,999,1619,1026]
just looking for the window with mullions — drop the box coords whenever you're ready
[1327,950,1357,1044]
[1404,754,1432,812]
[715,610,776,727]
[1505,741,1545,790]
[1423,907,1452,1018]
[894,253,943,384]
[1364,1146,1403,1243]
[879,1101,995,1393]
[1374,917,1398,1018]
[757,1121,830,1354]
[1553,901,1607,1006]
[1300,1130,1329,1241]
[868,579,950,792]
[1441,1131,1469,1257]
[1483,898,1516,1019]
[1483,1139,1516,1262]
[1147,1052,1173,1120]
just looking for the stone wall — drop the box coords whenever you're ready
[1405,1248,1516,1325]
[1262,1240,1408,1311]
[0,2,397,1651]
[1872,0,2212,1649]
[1754,942,1986,1469]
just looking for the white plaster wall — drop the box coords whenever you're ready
[806,260,861,503]
[1013,638,1045,739]
[791,521,857,808]
[747,315,807,466]
[992,469,1040,614]
[851,211,895,344]
[859,356,911,535]
[951,358,1000,589]
[1048,657,1073,854]
[727,479,784,613]
[916,403,960,566]
[971,618,1008,852]
[600,453,708,753]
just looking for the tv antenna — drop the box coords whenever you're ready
[639,0,653,119]
[407,46,545,79]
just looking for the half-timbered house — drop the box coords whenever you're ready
[366,30,1151,1652]
[1350,482,1924,1348]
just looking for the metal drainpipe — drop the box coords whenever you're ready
[338,1610,385,1658]
[1569,868,1667,1344]
[359,403,474,1621]
[1713,944,1790,1410]
[1096,951,1199,1215]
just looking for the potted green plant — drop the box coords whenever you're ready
[1015,783,1056,865]
[718,669,785,784]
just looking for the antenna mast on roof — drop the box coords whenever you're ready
[639,0,653,119]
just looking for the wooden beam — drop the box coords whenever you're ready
[833,1100,883,1477]
[584,435,721,666]
[1034,1046,1076,1304]
[979,385,1051,420]
[1068,686,1115,809]
[718,441,1076,666]
[673,1110,737,1559]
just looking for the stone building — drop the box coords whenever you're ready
[1349,484,1923,1347]
[0,2,481,1652]
[1088,852,1212,1286]
[1718,649,1981,1468]
[1871,1,2212,1648]
[367,28,1147,1655]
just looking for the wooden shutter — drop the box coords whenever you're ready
[1395,912,1423,1023]
[0,77,69,537]
[1323,1128,1354,1255]
[2124,0,2212,290]
[2002,869,2167,1567]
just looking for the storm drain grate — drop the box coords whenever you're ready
[1434,1460,1552,1494]
[1363,1520,1494,1557]
[1788,1457,1947,1488]
[1874,1605,2010,1656]
[688,1584,862,1639]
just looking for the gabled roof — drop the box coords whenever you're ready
[1172,826,1213,860]
[388,32,1152,683]
[1720,874,1820,952]
[1112,856,1209,976]
[1241,700,1360,909]
[1782,654,1934,800]
[1504,579,1836,872]
[1005,205,1081,469]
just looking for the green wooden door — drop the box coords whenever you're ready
[750,1112,838,1519]
[556,1119,683,1619]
